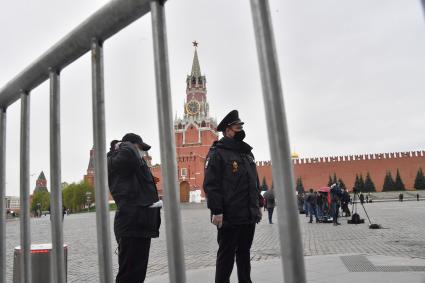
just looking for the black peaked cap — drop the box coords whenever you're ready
[217,110,244,132]
[122,133,151,151]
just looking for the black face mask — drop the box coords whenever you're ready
[234,130,246,141]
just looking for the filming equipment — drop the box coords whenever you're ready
[348,188,382,229]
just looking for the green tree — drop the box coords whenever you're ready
[354,174,365,192]
[327,175,333,187]
[31,190,50,213]
[382,171,395,192]
[296,177,305,194]
[62,181,94,212]
[414,168,425,190]
[364,172,376,192]
[354,174,360,191]
[394,169,405,191]
[358,174,365,192]
[261,177,269,191]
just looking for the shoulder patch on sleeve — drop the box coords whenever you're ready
[247,154,255,163]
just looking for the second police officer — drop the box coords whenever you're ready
[203,110,264,283]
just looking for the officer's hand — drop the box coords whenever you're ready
[153,176,160,184]
[212,214,223,228]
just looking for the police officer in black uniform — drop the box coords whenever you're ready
[107,133,161,283]
[203,110,263,283]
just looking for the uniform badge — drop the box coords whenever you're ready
[232,161,238,173]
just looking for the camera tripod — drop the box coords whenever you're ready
[348,191,382,229]
[348,191,366,224]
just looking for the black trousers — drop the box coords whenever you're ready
[116,237,151,283]
[216,224,256,283]
[267,208,274,223]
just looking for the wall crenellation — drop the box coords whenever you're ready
[255,150,425,167]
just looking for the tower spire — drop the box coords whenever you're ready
[191,41,201,77]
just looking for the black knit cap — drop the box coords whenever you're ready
[217,110,244,132]
[122,133,151,151]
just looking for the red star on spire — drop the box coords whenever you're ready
[192,41,198,47]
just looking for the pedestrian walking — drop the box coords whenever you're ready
[203,110,263,283]
[263,187,275,224]
[107,133,162,283]
[417,193,420,201]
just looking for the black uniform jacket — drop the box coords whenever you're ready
[203,137,263,226]
[107,142,161,238]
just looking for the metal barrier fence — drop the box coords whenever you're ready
[0,0,306,282]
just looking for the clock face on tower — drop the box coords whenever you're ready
[186,100,200,115]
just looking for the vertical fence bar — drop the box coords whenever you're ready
[20,92,32,283]
[249,1,307,282]
[49,70,66,283]
[91,39,113,283]
[150,1,187,282]
[0,108,6,283]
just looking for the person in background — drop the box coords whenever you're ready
[316,192,324,222]
[304,192,310,218]
[306,189,319,223]
[341,188,351,217]
[330,183,342,226]
[359,192,365,205]
[263,187,276,224]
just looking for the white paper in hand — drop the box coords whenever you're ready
[149,200,163,208]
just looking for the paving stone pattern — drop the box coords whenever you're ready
[4,201,425,282]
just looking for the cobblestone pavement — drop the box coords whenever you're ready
[5,201,425,282]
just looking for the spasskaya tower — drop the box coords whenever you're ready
[173,42,219,202]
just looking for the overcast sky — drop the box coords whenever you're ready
[1,0,425,196]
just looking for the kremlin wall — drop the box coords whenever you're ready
[256,151,425,193]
